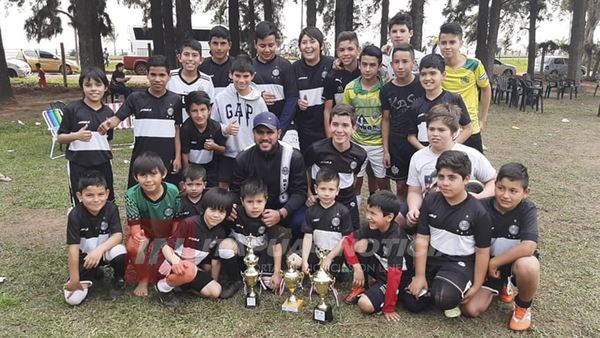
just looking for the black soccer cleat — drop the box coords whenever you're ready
[155,285,181,307]
[219,280,242,299]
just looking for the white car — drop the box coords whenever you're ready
[7,58,32,78]
[493,59,517,76]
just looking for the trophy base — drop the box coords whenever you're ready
[282,299,304,313]
[245,295,259,308]
[313,305,333,323]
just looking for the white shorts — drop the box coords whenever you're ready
[357,144,386,178]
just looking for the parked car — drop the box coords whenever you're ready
[123,56,149,75]
[16,49,80,74]
[492,58,517,76]
[534,56,586,76]
[6,58,32,78]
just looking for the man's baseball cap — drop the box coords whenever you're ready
[253,111,280,131]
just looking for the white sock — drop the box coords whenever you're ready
[157,278,174,293]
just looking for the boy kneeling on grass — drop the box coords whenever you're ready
[64,171,127,305]
[460,163,540,331]
[155,188,233,307]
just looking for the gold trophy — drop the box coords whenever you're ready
[242,235,260,308]
[281,256,305,312]
[310,248,335,323]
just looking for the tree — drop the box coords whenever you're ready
[410,0,425,50]
[475,0,490,73]
[527,0,541,78]
[175,0,192,48]
[538,40,559,74]
[568,0,587,81]
[335,0,353,41]
[306,0,317,27]
[150,0,165,55]
[229,0,241,55]
[162,0,177,68]
[380,0,389,47]
[263,0,273,22]
[0,25,14,103]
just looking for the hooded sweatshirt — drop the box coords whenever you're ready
[211,83,269,158]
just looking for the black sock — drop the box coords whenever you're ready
[515,295,532,309]
[221,257,241,282]
[109,254,126,279]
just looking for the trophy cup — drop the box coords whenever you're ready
[281,256,304,312]
[310,248,335,323]
[242,235,260,308]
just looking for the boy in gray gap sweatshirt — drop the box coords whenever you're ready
[212,55,269,188]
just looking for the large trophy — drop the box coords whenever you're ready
[310,248,335,323]
[281,256,305,312]
[242,235,260,308]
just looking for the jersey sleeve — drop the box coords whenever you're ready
[206,81,216,104]
[283,62,299,98]
[406,102,419,135]
[213,120,227,146]
[475,61,490,88]
[417,195,432,236]
[380,86,391,111]
[342,85,351,105]
[301,207,314,234]
[167,216,192,249]
[473,207,492,249]
[66,209,81,245]
[107,203,123,235]
[116,95,135,120]
[406,154,421,187]
[520,201,539,242]
[303,143,316,168]
[180,124,191,154]
[174,98,183,126]
[323,73,336,101]
[125,190,142,227]
[283,151,308,214]
[471,151,496,183]
[455,95,472,126]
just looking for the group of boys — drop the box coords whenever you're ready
[57,10,539,332]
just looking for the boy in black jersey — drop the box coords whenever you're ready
[155,188,233,306]
[253,21,299,135]
[461,163,539,331]
[58,67,115,205]
[304,104,366,228]
[404,150,491,318]
[98,55,183,188]
[323,190,406,321]
[381,44,425,205]
[299,167,353,274]
[407,54,472,149]
[180,164,207,218]
[293,26,334,153]
[64,172,126,305]
[180,90,226,187]
[323,31,361,137]
[199,26,233,94]
[217,178,284,298]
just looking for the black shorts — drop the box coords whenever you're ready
[386,140,415,181]
[427,259,475,297]
[180,269,213,293]
[464,132,483,154]
[218,156,235,183]
[68,161,114,206]
[483,254,540,293]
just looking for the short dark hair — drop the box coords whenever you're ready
[230,54,255,74]
[179,39,203,54]
[336,31,359,49]
[35,63,42,68]
[497,163,529,188]
[426,103,462,134]
[367,190,402,219]
[315,167,339,186]
[391,43,415,60]
[79,67,109,89]
[389,11,413,31]
[329,103,356,126]
[182,164,207,182]
[419,53,445,72]
[255,21,279,41]
[436,150,471,179]
[77,170,108,192]
[185,90,211,112]
[115,62,124,69]
[240,178,268,199]
[209,25,231,42]
[298,26,324,52]
[132,151,167,177]
[147,55,170,72]
[439,22,463,39]
[201,187,233,215]
[359,45,382,65]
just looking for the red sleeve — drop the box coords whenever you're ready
[342,233,358,266]
[382,267,403,313]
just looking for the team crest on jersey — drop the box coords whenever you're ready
[331,216,340,227]
[282,166,289,175]
[461,76,470,85]
[100,221,109,231]
[167,107,174,116]
[164,208,174,217]
[350,201,356,208]
[258,226,266,235]
[272,68,280,77]
[321,71,328,79]
[391,165,399,175]
[209,239,217,249]
[458,220,470,231]
[457,261,466,267]
[350,161,357,170]
[508,224,520,236]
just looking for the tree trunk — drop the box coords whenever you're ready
[540,49,546,74]
[74,0,105,70]
[380,0,389,47]
[485,0,502,76]
[568,0,587,82]
[475,0,490,73]
[526,0,539,78]
[0,25,14,103]
[163,0,176,68]
[410,0,425,51]
[248,0,257,56]
[306,0,317,27]
[335,0,353,40]
[151,0,165,55]
[583,1,598,75]
[229,0,241,56]
[263,0,273,22]
[176,0,192,48]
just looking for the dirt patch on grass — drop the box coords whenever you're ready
[0,86,82,122]
[1,209,66,248]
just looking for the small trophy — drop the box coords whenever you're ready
[242,235,260,308]
[281,256,305,313]
[310,248,335,323]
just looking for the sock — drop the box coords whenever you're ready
[157,278,174,293]
[221,257,241,281]
[109,254,126,279]
[515,295,532,309]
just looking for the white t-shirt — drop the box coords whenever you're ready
[407,143,496,192]
[166,68,215,122]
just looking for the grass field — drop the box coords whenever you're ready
[499,58,528,74]
[1,91,600,336]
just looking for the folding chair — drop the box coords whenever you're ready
[42,108,65,159]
